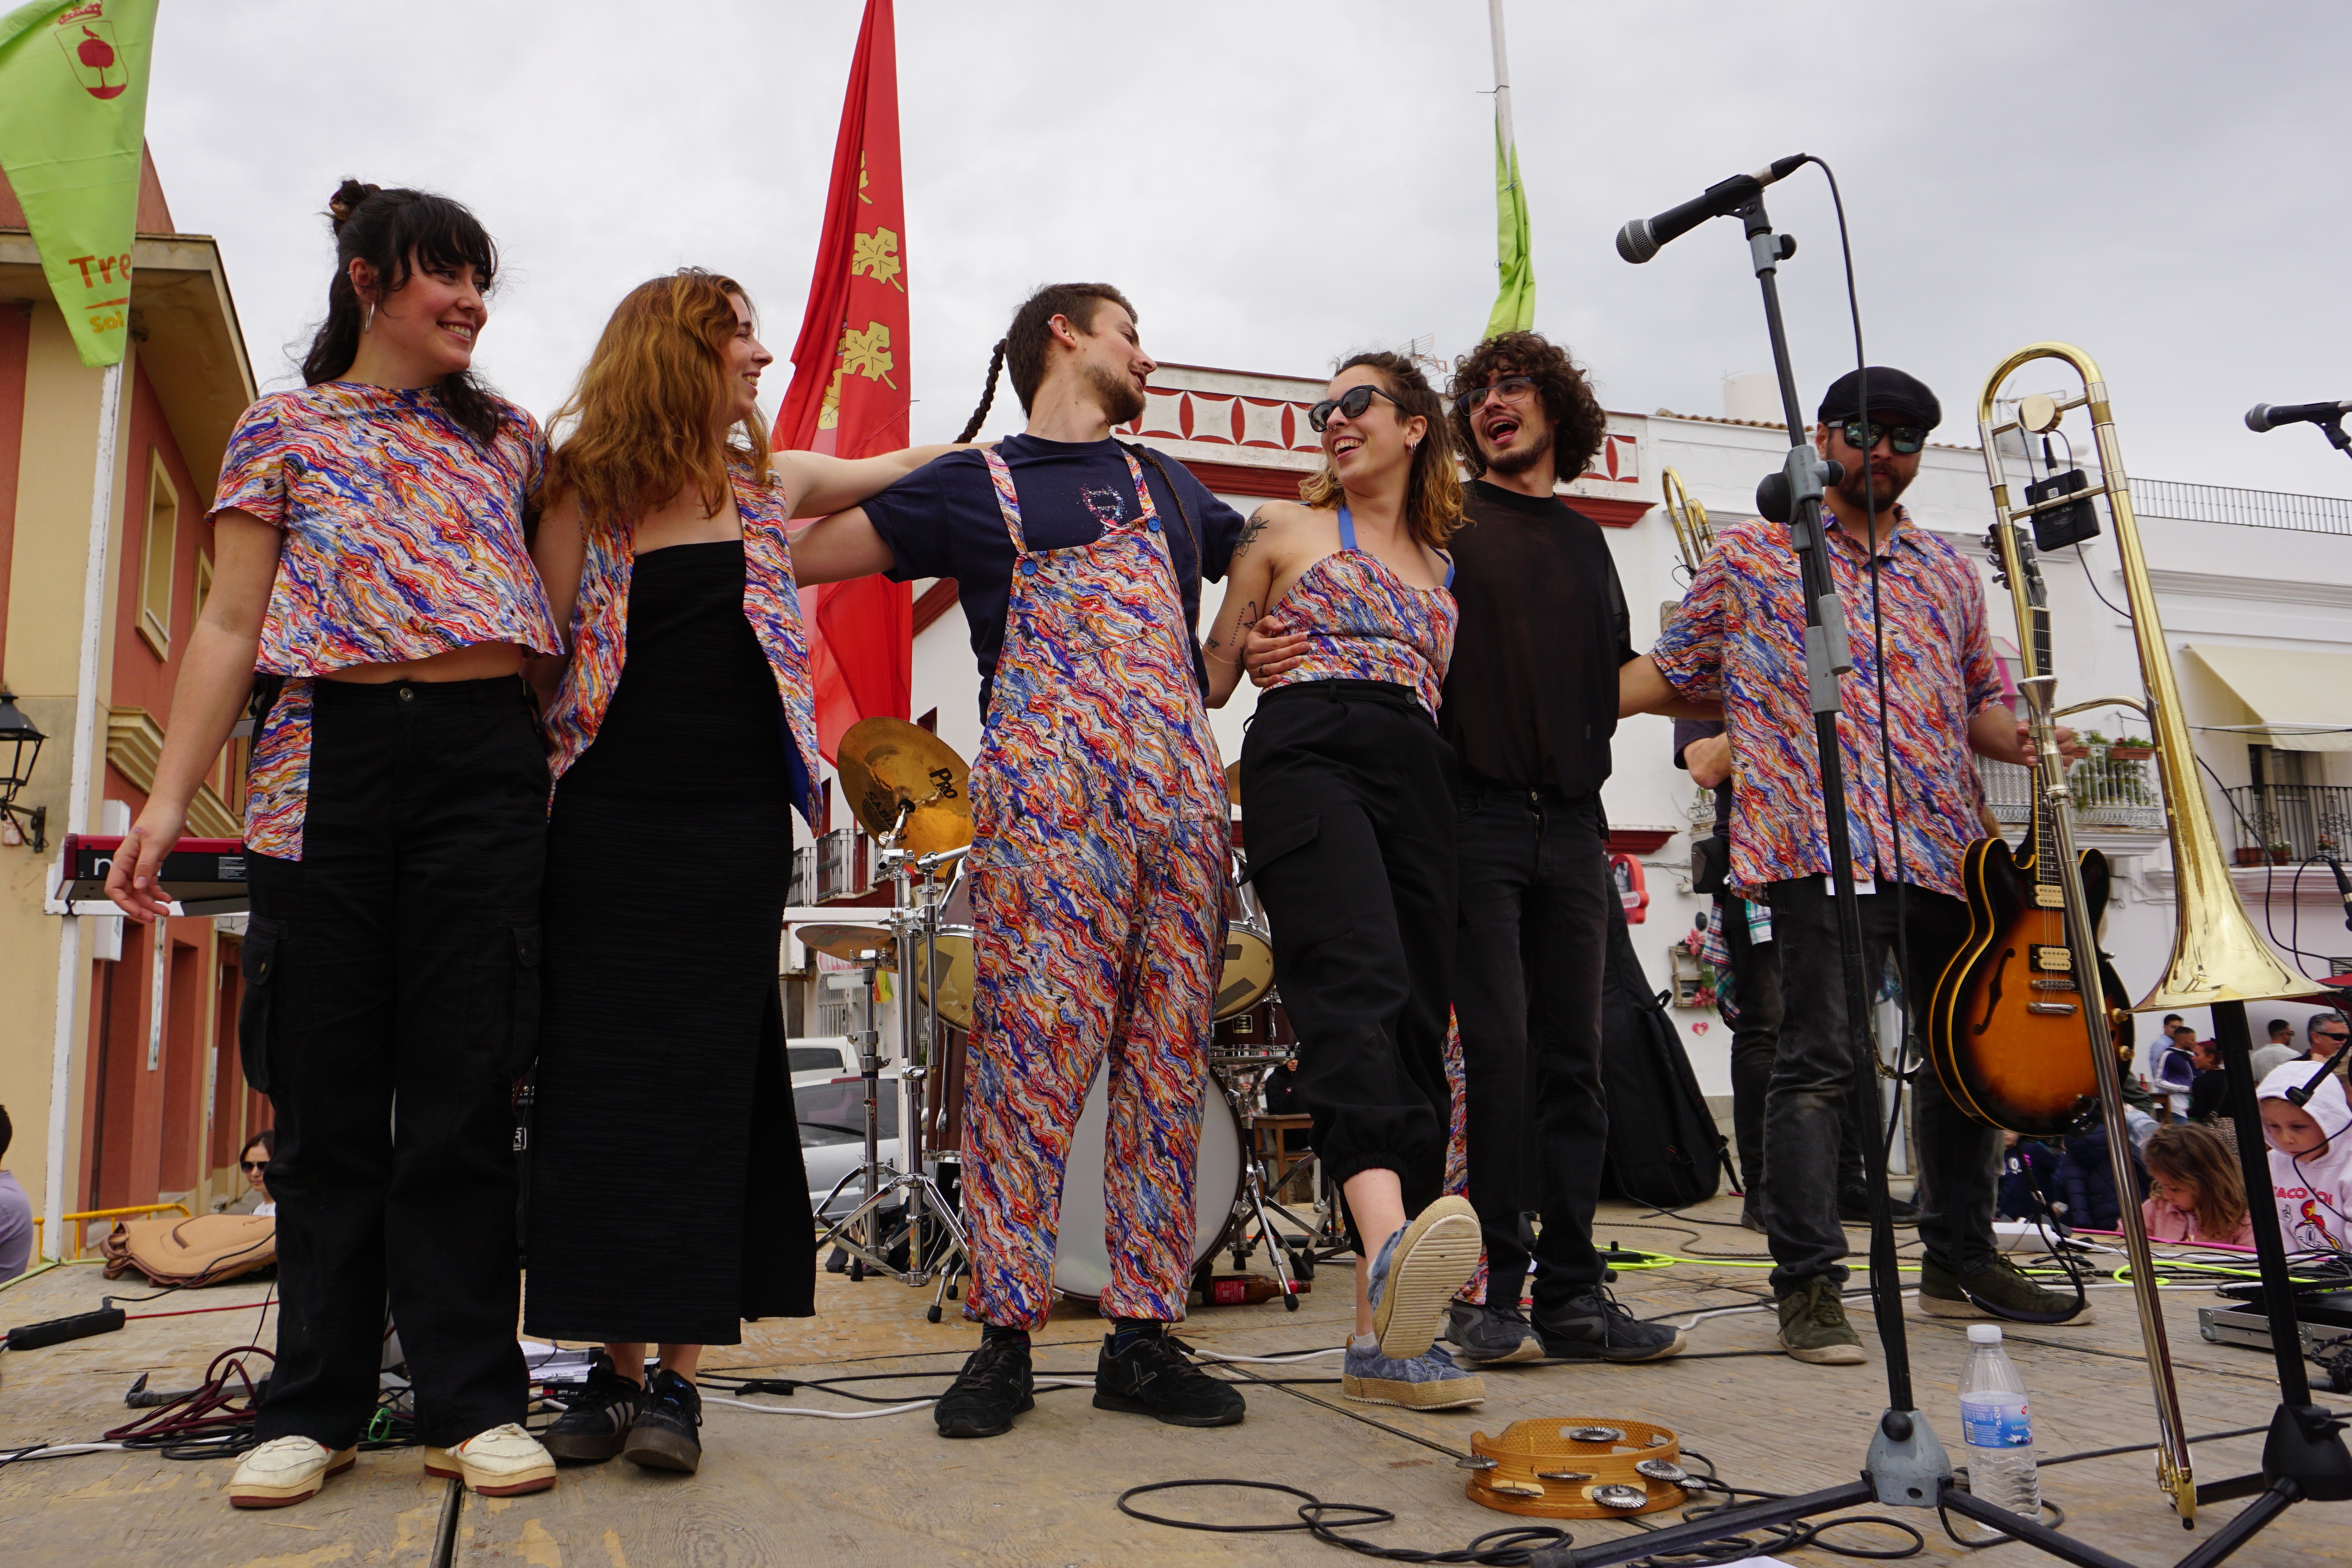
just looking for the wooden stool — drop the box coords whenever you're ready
[1250,1112,1315,1204]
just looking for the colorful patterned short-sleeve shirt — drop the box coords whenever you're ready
[540,456,822,830]
[1648,507,2005,899]
[209,381,563,860]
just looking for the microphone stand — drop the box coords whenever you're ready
[1544,189,1948,1568]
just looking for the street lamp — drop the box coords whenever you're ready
[0,691,48,851]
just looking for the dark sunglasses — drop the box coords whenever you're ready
[1454,375,1538,417]
[241,1159,269,1173]
[1308,383,1405,433]
[1839,419,1927,455]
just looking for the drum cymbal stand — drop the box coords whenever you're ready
[812,807,971,1309]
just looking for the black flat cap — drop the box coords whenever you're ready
[1817,366,1941,432]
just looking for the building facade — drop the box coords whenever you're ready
[0,152,261,1248]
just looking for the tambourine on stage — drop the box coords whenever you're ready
[50,834,251,917]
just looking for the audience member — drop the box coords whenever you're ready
[227,1129,279,1218]
[2140,1124,2253,1247]
[2268,1018,2295,1049]
[0,1105,30,1283]
[2257,1059,2351,1254]
[2055,1118,2143,1232]
[2302,1013,2349,1064]
[2186,1037,2231,1126]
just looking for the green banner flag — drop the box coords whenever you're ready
[0,0,160,367]
[1484,124,1533,339]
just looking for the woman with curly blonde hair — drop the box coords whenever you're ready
[523,270,954,1475]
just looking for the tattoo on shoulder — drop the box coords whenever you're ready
[1234,507,1274,558]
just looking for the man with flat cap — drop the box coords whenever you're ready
[1624,366,2089,1363]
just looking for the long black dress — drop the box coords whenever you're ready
[524,539,814,1345]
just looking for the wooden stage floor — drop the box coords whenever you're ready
[1,1192,2342,1567]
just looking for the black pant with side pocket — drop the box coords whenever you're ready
[241,676,547,1450]
[1240,682,1458,1229]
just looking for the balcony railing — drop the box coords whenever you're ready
[1977,754,2165,832]
[2223,784,2352,863]
[2133,477,2352,538]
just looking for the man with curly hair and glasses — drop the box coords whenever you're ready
[1248,330,1699,1369]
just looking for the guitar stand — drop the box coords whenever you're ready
[1553,189,2349,1568]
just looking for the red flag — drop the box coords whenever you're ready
[777,0,911,764]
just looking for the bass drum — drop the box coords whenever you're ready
[1052,1064,1245,1302]
[916,859,1274,1027]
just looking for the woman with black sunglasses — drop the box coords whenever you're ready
[1200,352,1483,1412]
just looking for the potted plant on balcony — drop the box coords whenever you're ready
[2270,840,2295,866]
[2108,733,2155,762]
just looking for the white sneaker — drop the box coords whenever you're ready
[229,1435,356,1509]
[424,1423,556,1497]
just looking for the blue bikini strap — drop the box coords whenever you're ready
[1337,504,1357,552]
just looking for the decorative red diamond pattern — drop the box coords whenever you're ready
[1122,391,1641,486]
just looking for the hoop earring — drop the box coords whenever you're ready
[362,301,375,335]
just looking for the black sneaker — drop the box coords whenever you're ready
[1839,1188,1921,1226]
[1093,1329,1246,1427]
[1444,1299,1546,1366]
[1531,1286,1686,1363]
[620,1369,702,1474]
[934,1334,1034,1439]
[541,1350,642,1464]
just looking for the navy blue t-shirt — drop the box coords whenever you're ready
[862,434,1246,715]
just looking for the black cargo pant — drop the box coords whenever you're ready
[1718,895,1864,1207]
[1761,878,1999,1296]
[243,676,547,1449]
[1454,777,1613,1307]
[1241,683,1457,1226]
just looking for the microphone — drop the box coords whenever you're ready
[1617,154,1810,264]
[2245,399,2352,433]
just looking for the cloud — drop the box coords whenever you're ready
[145,0,2352,495]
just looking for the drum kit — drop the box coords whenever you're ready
[796,718,1349,1322]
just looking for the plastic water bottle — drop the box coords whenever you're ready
[1958,1323,2039,1516]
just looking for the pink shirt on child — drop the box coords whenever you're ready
[2140,1195,2254,1249]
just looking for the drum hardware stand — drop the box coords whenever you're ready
[1203,1061,1308,1310]
[810,813,971,1307]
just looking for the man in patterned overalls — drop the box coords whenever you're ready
[794,284,1249,1439]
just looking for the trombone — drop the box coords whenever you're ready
[1977,343,2327,1525]
[1661,466,1715,577]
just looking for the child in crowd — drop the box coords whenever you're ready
[2055,1118,2142,1232]
[1996,1132,2063,1225]
[2256,1060,2352,1255]
[2140,1124,2254,1247]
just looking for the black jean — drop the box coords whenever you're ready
[1718,896,1862,1206]
[243,676,548,1449]
[1243,683,1456,1222]
[1453,777,1611,1305]
[1760,878,1998,1295]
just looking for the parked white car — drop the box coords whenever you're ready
[788,1036,855,1086]
[798,1069,901,1220]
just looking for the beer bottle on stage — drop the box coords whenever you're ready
[1959,1323,2040,1516]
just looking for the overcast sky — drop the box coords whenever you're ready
[144,1,2352,498]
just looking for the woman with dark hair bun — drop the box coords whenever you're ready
[521,270,958,1476]
[108,179,563,1510]
[1200,352,1486,1412]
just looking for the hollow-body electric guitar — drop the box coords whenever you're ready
[1928,526,2134,1137]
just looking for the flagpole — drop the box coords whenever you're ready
[1489,0,1516,177]
[43,356,123,1257]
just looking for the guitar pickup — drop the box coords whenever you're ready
[2031,945,2073,973]
[2033,885,2064,908]
[2028,1002,2079,1016]
[2031,977,2080,991]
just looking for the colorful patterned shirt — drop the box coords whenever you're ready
[1649,506,2004,899]
[1262,507,1458,719]
[210,381,563,859]
[542,456,821,829]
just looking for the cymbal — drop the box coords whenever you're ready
[836,717,973,856]
[797,923,897,962]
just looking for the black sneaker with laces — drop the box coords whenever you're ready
[1531,1285,1686,1363]
[1093,1328,1246,1427]
[541,1350,643,1464]
[621,1369,703,1474]
[934,1333,1035,1439]
[1444,1299,1545,1365]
